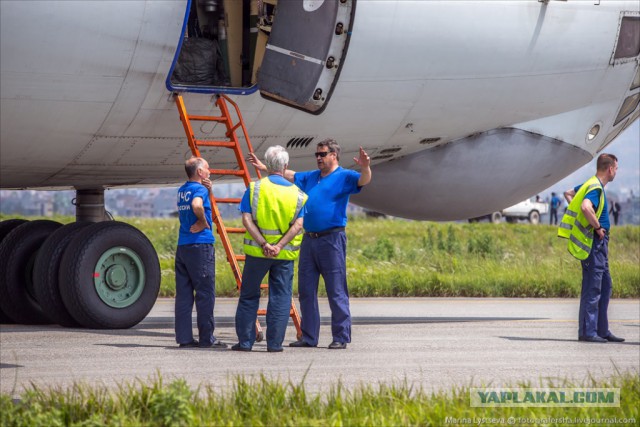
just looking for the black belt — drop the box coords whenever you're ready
[304,227,345,238]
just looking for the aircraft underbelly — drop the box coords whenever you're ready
[353,129,592,221]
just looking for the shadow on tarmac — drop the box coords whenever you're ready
[1,316,542,335]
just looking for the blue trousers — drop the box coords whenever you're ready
[298,231,351,345]
[578,235,611,338]
[235,255,294,350]
[175,244,216,346]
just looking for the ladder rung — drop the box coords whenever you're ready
[215,198,241,204]
[260,283,268,289]
[196,140,236,148]
[187,115,226,122]
[225,227,246,233]
[209,169,246,176]
[235,255,246,261]
[257,309,267,315]
[228,122,242,135]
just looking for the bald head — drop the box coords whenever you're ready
[185,157,208,179]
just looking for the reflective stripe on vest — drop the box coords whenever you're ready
[244,177,307,261]
[557,175,604,260]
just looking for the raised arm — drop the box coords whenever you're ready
[354,146,371,186]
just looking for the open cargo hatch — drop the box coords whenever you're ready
[166,0,356,114]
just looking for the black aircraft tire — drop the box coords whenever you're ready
[33,222,92,327]
[0,219,28,241]
[0,219,28,324]
[59,221,160,329]
[0,220,63,324]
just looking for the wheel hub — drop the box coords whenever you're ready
[105,265,127,290]
[94,247,145,308]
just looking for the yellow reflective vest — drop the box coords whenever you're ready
[557,176,604,260]
[243,177,307,260]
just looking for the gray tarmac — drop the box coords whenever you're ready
[1,298,638,397]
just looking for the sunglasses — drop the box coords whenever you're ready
[314,151,333,158]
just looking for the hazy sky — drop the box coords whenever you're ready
[544,120,639,200]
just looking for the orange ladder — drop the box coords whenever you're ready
[174,93,302,341]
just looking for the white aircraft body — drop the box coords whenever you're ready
[0,0,638,328]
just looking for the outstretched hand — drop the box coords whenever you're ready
[248,152,267,172]
[353,146,370,168]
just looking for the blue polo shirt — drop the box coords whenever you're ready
[177,181,215,245]
[240,175,304,219]
[294,167,361,232]
[574,181,609,231]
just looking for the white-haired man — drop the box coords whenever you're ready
[233,146,307,352]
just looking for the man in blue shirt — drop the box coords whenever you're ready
[563,153,623,343]
[549,192,561,225]
[175,157,226,349]
[249,139,371,349]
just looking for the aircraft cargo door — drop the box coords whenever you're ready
[258,0,355,114]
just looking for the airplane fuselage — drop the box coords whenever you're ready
[1,0,638,219]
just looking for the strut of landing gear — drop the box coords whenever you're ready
[0,189,160,328]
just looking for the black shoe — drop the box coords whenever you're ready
[581,336,607,343]
[289,340,315,348]
[604,333,625,342]
[328,341,347,350]
[267,347,283,353]
[200,339,228,349]
[179,340,199,348]
[231,343,251,352]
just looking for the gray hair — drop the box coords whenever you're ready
[317,138,340,160]
[185,157,207,178]
[264,145,289,173]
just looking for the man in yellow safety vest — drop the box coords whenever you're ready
[232,145,307,352]
[559,153,624,343]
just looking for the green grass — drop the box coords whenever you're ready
[1,372,638,426]
[2,215,639,298]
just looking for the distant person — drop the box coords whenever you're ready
[233,146,307,352]
[549,192,561,225]
[558,153,624,343]
[250,139,371,349]
[535,194,542,203]
[174,157,226,349]
[609,200,621,225]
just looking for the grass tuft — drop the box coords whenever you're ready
[1,372,638,426]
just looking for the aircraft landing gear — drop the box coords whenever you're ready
[0,189,160,329]
[0,220,62,324]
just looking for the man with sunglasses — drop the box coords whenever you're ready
[249,139,371,349]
